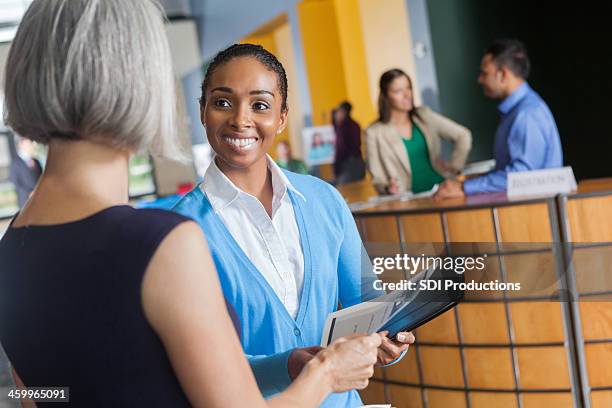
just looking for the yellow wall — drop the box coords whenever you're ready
[274,22,307,160]
[358,0,421,108]
[298,0,347,126]
[333,0,377,126]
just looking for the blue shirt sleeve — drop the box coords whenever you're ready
[464,110,549,194]
[246,350,294,396]
[331,186,383,308]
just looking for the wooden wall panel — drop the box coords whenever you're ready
[591,390,612,408]
[585,343,612,388]
[415,308,459,344]
[464,348,515,389]
[387,385,423,408]
[446,209,495,242]
[516,347,571,389]
[579,302,612,340]
[470,392,517,408]
[419,346,464,387]
[568,196,612,242]
[384,346,420,384]
[426,390,467,408]
[359,380,386,405]
[459,303,509,344]
[503,252,559,299]
[572,246,612,295]
[521,393,573,408]
[497,203,553,243]
[400,214,445,243]
[510,302,566,344]
[362,216,400,243]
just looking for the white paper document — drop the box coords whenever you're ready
[320,267,435,346]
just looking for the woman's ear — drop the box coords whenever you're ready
[277,107,289,134]
[200,105,206,128]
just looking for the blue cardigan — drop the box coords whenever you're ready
[173,171,380,407]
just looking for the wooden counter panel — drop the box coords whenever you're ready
[414,308,459,344]
[419,346,465,387]
[516,347,571,389]
[585,343,612,387]
[568,195,612,242]
[497,203,553,243]
[579,302,612,340]
[510,302,566,344]
[503,252,560,299]
[591,390,612,408]
[521,393,573,408]
[400,213,445,243]
[577,178,612,194]
[446,209,496,242]
[464,347,515,389]
[426,390,467,408]
[458,303,510,344]
[464,257,505,301]
[373,366,384,380]
[572,246,612,295]
[359,380,386,405]
[470,392,517,408]
[384,346,420,384]
[387,385,423,408]
[361,215,400,243]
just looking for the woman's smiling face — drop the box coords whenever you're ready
[202,56,287,170]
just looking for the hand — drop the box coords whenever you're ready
[288,346,323,380]
[309,333,381,393]
[376,331,415,366]
[387,178,400,195]
[434,179,465,201]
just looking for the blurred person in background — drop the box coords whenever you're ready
[435,39,563,199]
[10,134,42,207]
[332,101,365,185]
[275,140,308,174]
[365,69,472,195]
[0,1,381,407]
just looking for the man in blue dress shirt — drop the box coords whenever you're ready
[435,39,563,199]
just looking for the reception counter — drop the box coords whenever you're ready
[336,180,612,408]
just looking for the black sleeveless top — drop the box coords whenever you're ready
[0,206,238,407]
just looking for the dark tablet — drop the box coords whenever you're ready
[378,270,464,338]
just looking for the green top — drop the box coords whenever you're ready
[276,158,309,175]
[402,125,444,193]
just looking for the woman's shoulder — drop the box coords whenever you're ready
[284,171,344,206]
[365,120,392,135]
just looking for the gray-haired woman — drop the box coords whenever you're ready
[0,1,380,407]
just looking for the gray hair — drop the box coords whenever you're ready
[3,0,183,160]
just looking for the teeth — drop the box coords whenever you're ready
[224,137,257,147]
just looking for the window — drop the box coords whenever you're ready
[0,132,18,218]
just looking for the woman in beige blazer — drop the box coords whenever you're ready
[365,69,472,194]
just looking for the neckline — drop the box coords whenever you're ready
[197,187,313,327]
[9,205,132,230]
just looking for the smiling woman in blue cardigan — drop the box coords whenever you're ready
[173,44,414,407]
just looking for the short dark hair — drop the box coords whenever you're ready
[485,39,531,79]
[200,43,288,112]
[338,101,352,115]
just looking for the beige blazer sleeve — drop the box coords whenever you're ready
[420,107,472,171]
[364,126,389,194]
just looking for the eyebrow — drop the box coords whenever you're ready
[211,87,275,98]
